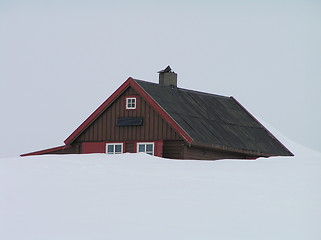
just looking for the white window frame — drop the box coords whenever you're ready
[106,143,123,154]
[137,142,154,155]
[126,97,136,110]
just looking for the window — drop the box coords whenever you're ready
[137,142,154,155]
[126,97,136,110]
[106,143,123,154]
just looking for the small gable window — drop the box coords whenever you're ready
[126,97,137,110]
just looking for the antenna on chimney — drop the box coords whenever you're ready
[158,65,172,73]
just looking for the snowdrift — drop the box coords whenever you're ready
[0,137,320,239]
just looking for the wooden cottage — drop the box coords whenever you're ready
[21,67,293,160]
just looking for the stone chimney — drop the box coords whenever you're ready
[158,66,177,87]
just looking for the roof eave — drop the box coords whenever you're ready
[230,96,294,157]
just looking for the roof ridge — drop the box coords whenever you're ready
[133,78,230,99]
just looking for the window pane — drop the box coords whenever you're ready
[107,145,114,154]
[146,144,153,152]
[138,144,145,152]
[126,98,136,109]
[115,144,122,153]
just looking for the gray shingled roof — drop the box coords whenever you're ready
[134,79,293,157]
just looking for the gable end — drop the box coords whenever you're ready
[64,78,193,145]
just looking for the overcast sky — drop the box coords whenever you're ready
[1,0,320,157]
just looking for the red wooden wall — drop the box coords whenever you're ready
[75,87,182,143]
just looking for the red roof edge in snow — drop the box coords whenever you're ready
[21,145,72,157]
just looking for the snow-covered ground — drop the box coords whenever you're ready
[1,136,320,239]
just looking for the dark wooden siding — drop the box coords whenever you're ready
[163,140,185,159]
[125,142,135,153]
[162,141,248,160]
[50,144,81,154]
[75,87,182,143]
[184,146,248,160]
